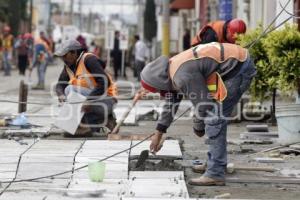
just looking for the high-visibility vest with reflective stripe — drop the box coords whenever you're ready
[169,42,248,102]
[66,52,118,97]
[191,20,226,46]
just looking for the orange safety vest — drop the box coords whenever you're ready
[191,21,226,46]
[169,42,248,102]
[66,52,118,97]
[2,34,13,51]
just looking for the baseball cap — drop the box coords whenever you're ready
[54,39,83,56]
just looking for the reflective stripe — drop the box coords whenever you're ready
[207,84,217,91]
[192,46,198,58]
[80,66,95,89]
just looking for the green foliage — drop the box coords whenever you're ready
[144,0,157,43]
[0,0,28,35]
[236,24,300,100]
[263,24,300,93]
[0,0,9,22]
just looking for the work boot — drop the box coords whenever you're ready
[188,176,225,186]
[192,163,207,174]
[106,114,118,134]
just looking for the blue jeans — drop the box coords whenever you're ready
[32,48,49,85]
[2,51,12,75]
[203,58,257,180]
[37,61,48,85]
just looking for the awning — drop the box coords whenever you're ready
[170,0,195,10]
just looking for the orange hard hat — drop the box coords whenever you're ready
[226,19,246,43]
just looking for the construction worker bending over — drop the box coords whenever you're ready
[191,18,246,46]
[140,42,256,186]
[55,39,118,136]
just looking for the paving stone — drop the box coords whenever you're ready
[130,140,182,159]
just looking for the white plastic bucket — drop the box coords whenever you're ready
[276,104,300,145]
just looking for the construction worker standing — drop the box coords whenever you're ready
[191,19,247,46]
[30,31,52,89]
[140,42,256,186]
[55,39,118,136]
[0,26,14,76]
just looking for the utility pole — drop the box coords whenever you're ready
[162,0,170,56]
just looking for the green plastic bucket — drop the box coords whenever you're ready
[88,162,106,182]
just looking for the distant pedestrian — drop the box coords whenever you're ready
[0,26,14,76]
[30,31,52,90]
[76,35,88,51]
[14,34,30,75]
[110,31,123,80]
[133,35,148,81]
[183,29,191,50]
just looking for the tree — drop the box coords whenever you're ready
[144,0,157,43]
[0,0,28,35]
[237,25,274,101]
[237,24,300,123]
[0,0,9,22]
[263,24,300,96]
